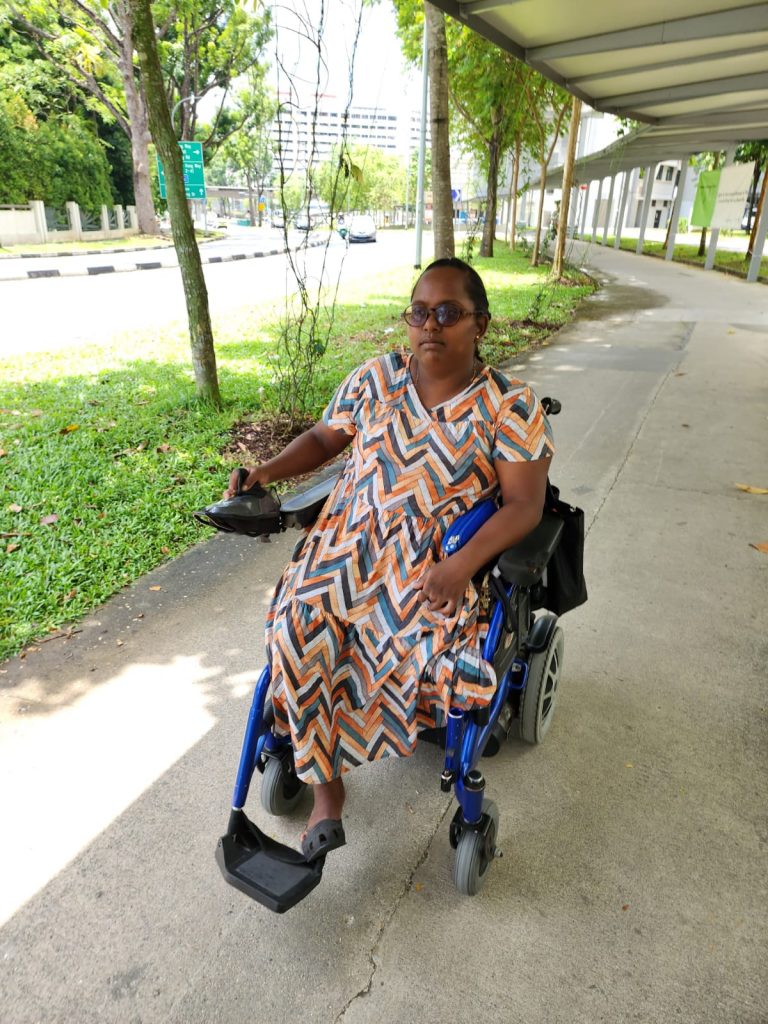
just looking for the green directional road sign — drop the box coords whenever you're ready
[157,141,206,200]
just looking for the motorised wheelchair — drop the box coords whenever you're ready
[196,397,583,913]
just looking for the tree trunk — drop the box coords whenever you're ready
[510,136,521,251]
[425,2,454,259]
[113,1,157,235]
[747,162,767,260]
[129,0,221,407]
[697,227,707,256]
[246,171,256,226]
[480,133,499,258]
[531,164,547,266]
[551,96,581,279]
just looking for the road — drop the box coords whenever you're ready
[0,229,420,357]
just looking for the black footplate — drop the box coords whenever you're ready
[216,810,324,913]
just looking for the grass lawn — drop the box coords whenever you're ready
[580,234,768,281]
[0,232,222,256]
[0,243,594,661]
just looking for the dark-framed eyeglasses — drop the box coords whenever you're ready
[401,302,487,328]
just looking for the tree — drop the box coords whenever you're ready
[5,0,271,235]
[735,140,768,259]
[523,73,571,266]
[128,0,220,406]
[448,31,530,257]
[216,77,276,225]
[551,96,582,280]
[314,144,406,216]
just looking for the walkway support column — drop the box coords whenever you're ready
[705,148,737,272]
[579,182,591,238]
[636,164,656,255]
[591,178,604,242]
[746,199,768,283]
[666,159,690,261]
[613,170,632,249]
[601,174,617,245]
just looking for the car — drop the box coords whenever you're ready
[294,215,312,231]
[348,214,377,242]
[270,213,285,229]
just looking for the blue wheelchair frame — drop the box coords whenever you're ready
[217,478,565,912]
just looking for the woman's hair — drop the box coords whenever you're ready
[412,257,492,319]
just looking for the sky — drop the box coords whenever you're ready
[269,0,418,117]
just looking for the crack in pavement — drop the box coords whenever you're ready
[333,799,452,1023]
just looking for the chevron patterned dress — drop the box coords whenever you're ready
[267,351,554,783]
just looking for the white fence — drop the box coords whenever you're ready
[0,201,139,246]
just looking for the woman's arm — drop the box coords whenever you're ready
[224,422,352,498]
[415,457,550,615]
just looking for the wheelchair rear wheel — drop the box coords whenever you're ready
[260,754,307,816]
[520,624,564,744]
[453,799,499,896]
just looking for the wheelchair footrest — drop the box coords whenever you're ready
[216,809,324,914]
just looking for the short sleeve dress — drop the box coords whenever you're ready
[267,351,554,784]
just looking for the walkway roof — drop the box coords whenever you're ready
[430,0,768,180]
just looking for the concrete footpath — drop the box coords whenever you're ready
[1,243,766,1024]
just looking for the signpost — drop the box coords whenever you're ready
[157,141,206,200]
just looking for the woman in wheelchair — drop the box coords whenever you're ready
[223,257,554,868]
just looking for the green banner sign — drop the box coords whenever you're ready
[157,141,206,200]
[690,169,721,229]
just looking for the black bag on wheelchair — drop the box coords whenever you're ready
[541,481,588,615]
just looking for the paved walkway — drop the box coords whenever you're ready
[1,244,766,1023]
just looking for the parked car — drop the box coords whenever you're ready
[271,212,285,229]
[295,215,312,231]
[348,214,377,243]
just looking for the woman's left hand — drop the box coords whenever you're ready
[414,558,470,617]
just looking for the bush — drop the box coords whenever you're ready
[678,217,689,233]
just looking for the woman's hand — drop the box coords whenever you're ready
[222,465,269,500]
[414,557,471,617]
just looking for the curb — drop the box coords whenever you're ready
[0,241,176,260]
[0,237,326,283]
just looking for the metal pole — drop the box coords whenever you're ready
[666,159,690,261]
[614,169,634,248]
[601,174,617,245]
[414,23,429,269]
[636,165,656,254]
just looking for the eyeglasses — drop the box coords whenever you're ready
[401,302,486,328]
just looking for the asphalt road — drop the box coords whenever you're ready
[0,229,419,357]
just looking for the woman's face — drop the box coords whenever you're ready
[406,267,488,371]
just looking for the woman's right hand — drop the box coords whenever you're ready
[222,465,269,500]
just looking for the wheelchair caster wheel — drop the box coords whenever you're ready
[453,799,499,896]
[260,754,307,816]
[520,625,564,744]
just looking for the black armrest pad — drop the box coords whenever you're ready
[497,512,563,587]
[280,468,342,528]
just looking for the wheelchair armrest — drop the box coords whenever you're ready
[497,512,563,587]
[280,467,342,528]
[442,500,497,555]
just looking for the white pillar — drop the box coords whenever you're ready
[601,174,617,245]
[746,198,768,283]
[613,171,632,249]
[636,165,656,254]
[665,160,690,261]
[591,177,604,242]
[705,148,737,271]
[66,201,83,241]
[579,182,591,237]
[568,185,578,236]
[30,200,48,243]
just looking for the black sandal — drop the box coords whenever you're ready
[301,819,346,862]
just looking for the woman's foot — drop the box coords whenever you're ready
[300,777,346,861]
[303,777,345,836]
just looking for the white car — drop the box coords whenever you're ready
[348,214,377,242]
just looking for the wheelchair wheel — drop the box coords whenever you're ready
[453,799,499,896]
[520,624,564,744]
[260,754,307,816]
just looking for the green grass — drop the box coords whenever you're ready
[0,242,594,661]
[0,231,222,256]
[577,234,768,281]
